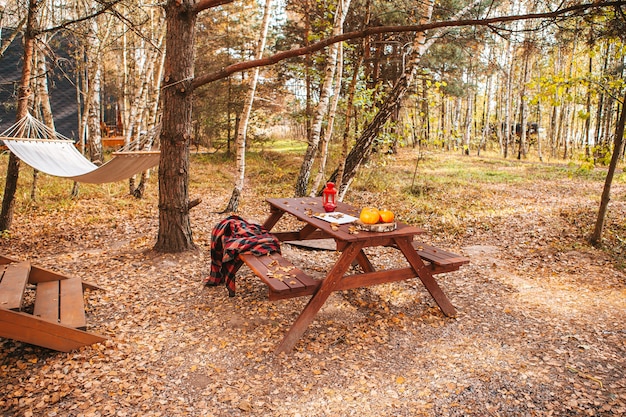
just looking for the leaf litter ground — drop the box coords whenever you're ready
[1,151,625,416]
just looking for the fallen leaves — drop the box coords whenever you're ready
[1,152,626,417]
[266,260,297,282]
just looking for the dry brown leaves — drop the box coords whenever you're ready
[1,153,625,417]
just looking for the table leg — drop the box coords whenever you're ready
[274,241,366,354]
[395,237,457,317]
[261,207,285,231]
[355,250,375,273]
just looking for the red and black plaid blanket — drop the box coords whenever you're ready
[203,215,281,296]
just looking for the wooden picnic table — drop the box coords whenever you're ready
[252,197,460,354]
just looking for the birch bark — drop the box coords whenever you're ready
[294,0,351,197]
[222,0,273,213]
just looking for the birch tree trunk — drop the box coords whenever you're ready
[327,0,482,190]
[478,70,493,156]
[517,49,531,159]
[0,0,40,231]
[310,42,343,196]
[31,31,55,200]
[133,23,167,198]
[222,0,272,213]
[503,38,513,158]
[82,14,109,165]
[463,82,473,155]
[294,0,351,197]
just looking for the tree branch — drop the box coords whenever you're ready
[192,0,236,14]
[191,0,626,89]
[40,0,123,34]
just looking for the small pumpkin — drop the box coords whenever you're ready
[359,207,380,224]
[378,209,395,223]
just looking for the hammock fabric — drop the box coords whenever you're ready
[0,114,160,184]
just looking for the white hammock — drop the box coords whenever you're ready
[1,114,160,184]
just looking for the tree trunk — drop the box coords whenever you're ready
[86,17,105,165]
[0,0,40,231]
[224,0,272,213]
[311,42,343,196]
[584,53,592,158]
[463,81,473,156]
[590,90,626,245]
[31,33,55,201]
[294,0,351,197]
[536,103,543,161]
[328,0,486,190]
[154,0,197,252]
[517,46,531,160]
[503,38,513,159]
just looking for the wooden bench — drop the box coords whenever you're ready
[238,242,467,301]
[0,255,106,352]
[412,241,470,274]
[239,252,320,301]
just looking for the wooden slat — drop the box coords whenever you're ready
[60,278,87,329]
[34,280,60,322]
[239,252,320,300]
[412,241,470,268]
[0,261,31,310]
[33,278,87,329]
[0,308,105,352]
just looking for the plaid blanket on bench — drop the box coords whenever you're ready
[203,215,281,296]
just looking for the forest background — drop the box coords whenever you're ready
[0,0,625,252]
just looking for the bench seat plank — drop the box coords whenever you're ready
[61,278,87,329]
[412,241,469,268]
[34,278,86,329]
[239,252,320,301]
[0,261,31,310]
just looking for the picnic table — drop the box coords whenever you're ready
[238,197,468,353]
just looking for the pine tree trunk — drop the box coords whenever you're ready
[154,0,197,252]
[463,83,473,155]
[328,71,410,186]
[478,72,492,156]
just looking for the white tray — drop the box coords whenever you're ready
[314,212,359,224]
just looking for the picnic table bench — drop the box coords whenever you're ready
[240,241,468,301]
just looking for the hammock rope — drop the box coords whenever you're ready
[0,113,160,184]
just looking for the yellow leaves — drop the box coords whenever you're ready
[266,260,297,282]
[395,375,406,384]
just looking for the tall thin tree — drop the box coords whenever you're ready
[223,0,272,213]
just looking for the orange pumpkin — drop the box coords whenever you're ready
[379,209,395,223]
[359,207,380,224]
